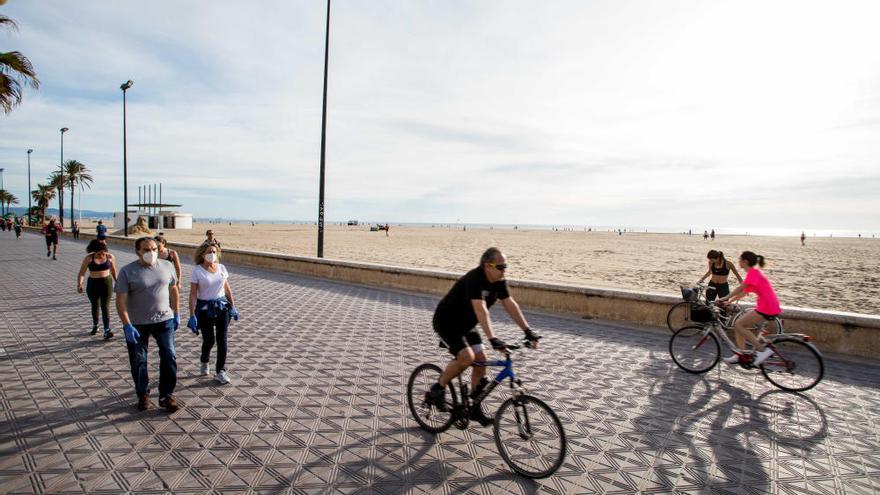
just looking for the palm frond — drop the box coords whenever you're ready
[0,15,20,33]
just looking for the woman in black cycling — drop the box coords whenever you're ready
[698,250,742,302]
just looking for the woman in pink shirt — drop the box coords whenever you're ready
[717,251,781,365]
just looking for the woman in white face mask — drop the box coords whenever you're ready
[187,243,239,384]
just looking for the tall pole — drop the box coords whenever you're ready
[317,0,331,258]
[121,80,133,237]
[59,128,68,225]
[27,150,33,225]
[0,168,5,215]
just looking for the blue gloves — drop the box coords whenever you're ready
[229,307,240,321]
[123,323,140,344]
[187,315,199,335]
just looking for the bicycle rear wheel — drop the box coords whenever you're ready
[760,339,824,392]
[407,363,456,433]
[494,395,567,478]
[669,325,720,373]
[666,301,699,332]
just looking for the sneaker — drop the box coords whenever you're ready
[216,370,231,385]
[103,329,113,340]
[722,354,740,364]
[137,395,155,411]
[426,383,448,412]
[469,405,494,427]
[47,250,51,257]
[158,396,180,412]
[753,348,775,366]
[90,327,98,336]
[199,362,209,376]
[52,255,57,260]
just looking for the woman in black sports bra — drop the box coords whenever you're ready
[77,239,118,339]
[698,250,742,301]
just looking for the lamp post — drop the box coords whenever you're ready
[59,127,68,224]
[27,149,33,225]
[317,0,331,258]
[121,80,133,236]
[0,167,5,215]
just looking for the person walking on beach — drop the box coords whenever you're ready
[717,251,781,366]
[96,220,107,240]
[710,229,715,241]
[703,230,709,240]
[203,229,221,249]
[385,223,390,237]
[42,218,63,260]
[115,237,181,412]
[77,239,117,339]
[155,235,182,289]
[426,247,540,426]
[187,243,239,384]
[697,250,742,302]
[72,221,80,240]
[800,231,806,246]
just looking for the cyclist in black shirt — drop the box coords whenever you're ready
[428,247,540,426]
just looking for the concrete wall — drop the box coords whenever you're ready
[33,227,880,360]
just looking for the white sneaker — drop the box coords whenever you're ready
[199,362,209,376]
[722,354,740,364]
[216,370,231,384]
[753,348,775,366]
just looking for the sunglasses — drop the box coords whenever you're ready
[488,263,508,271]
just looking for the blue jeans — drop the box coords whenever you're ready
[126,319,177,398]
[198,306,230,373]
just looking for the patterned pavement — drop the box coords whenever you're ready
[1,232,879,494]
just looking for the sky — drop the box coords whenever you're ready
[1,0,879,231]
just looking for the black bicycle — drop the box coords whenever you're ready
[406,341,567,478]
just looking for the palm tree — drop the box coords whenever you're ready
[64,160,93,226]
[1,15,40,115]
[32,183,56,223]
[3,191,19,216]
[47,171,64,225]
[0,189,9,215]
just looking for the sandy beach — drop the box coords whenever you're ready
[141,222,879,315]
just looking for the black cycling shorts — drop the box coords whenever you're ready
[706,281,730,302]
[755,310,780,320]
[45,235,58,247]
[433,314,482,356]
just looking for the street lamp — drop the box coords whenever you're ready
[317,0,331,258]
[27,149,33,225]
[121,79,133,237]
[0,167,5,215]
[60,127,68,224]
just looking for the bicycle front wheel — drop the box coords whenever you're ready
[760,339,824,392]
[494,395,567,478]
[666,301,699,332]
[669,325,720,373]
[407,363,456,433]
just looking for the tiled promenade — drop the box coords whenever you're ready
[1,232,879,495]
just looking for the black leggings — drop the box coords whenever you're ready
[86,276,113,329]
[199,308,230,373]
[706,281,730,302]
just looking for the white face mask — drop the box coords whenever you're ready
[204,253,218,263]
[141,250,158,265]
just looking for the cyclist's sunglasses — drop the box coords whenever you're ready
[488,262,507,271]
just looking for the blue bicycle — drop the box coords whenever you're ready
[406,341,567,478]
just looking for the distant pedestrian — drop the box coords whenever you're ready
[115,237,181,412]
[14,217,22,238]
[96,220,107,240]
[77,239,118,339]
[385,223,390,237]
[187,243,239,384]
[5,217,12,232]
[203,229,221,249]
[688,229,692,236]
[800,231,806,246]
[42,218,63,260]
[710,229,715,241]
[155,235,182,289]
[703,230,709,240]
